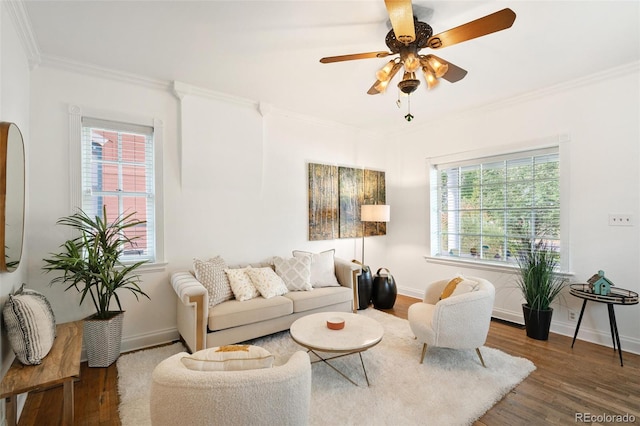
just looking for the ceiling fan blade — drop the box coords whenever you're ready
[367,81,381,95]
[320,51,392,63]
[428,55,468,83]
[384,0,416,44]
[426,8,516,49]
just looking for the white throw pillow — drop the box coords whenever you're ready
[225,267,260,301]
[246,267,289,299]
[273,256,312,291]
[2,285,57,365]
[181,345,274,371]
[292,249,340,288]
[440,276,479,299]
[193,256,234,307]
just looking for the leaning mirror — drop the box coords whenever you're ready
[0,122,25,272]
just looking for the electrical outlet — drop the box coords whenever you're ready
[608,214,633,226]
[568,310,578,321]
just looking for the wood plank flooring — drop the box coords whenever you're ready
[15,294,640,425]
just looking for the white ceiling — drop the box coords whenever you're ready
[22,1,640,131]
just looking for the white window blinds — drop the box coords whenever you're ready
[433,147,560,265]
[81,117,156,262]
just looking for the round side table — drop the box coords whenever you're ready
[569,284,638,366]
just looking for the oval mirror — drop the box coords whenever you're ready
[0,122,25,272]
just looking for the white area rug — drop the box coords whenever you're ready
[118,309,535,426]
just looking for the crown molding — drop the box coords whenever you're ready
[3,0,41,69]
[39,54,172,92]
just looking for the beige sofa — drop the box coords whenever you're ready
[170,257,360,352]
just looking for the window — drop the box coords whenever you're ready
[431,147,561,266]
[80,117,156,263]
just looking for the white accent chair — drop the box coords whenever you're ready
[150,351,311,426]
[408,277,495,366]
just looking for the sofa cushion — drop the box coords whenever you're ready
[225,267,260,301]
[181,345,274,371]
[283,286,352,313]
[246,267,289,299]
[3,285,57,365]
[208,296,293,331]
[193,257,234,307]
[292,249,340,288]
[273,256,312,291]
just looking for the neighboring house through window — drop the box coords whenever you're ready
[69,105,164,266]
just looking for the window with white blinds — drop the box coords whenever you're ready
[81,117,156,263]
[431,147,561,266]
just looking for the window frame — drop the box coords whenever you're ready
[425,135,571,274]
[69,105,165,271]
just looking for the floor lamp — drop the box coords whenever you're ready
[360,204,391,266]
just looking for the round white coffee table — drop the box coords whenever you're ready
[290,312,383,386]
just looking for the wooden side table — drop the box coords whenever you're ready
[569,284,638,366]
[0,320,83,426]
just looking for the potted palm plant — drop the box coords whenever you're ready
[43,206,149,367]
[514,238,567,340]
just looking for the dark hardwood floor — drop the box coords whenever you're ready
[16,294,640,425]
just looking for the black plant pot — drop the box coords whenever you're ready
[522,304,553,341]
[357,266,373,310]
[372,268,397,309]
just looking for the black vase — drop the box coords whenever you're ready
[357,266,373,310]
[522,304,553,340]
[372,268,397,309]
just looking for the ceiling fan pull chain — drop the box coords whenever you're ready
[405,95,414,122]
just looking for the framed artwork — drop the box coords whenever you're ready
[308,163,386,241]
[308,163,338,240]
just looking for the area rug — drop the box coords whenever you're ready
[117,308,535,426]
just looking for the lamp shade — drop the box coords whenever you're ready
[361,205,390,222]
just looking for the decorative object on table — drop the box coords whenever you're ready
[352,259,373,310]
[43,206,149,367]
[372,267,397,309]
[326,316,345,330]
[569,283,638,366]
[514,238,567,341]
[586,270,613,295]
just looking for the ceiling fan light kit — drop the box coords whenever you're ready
[320,1,516,121]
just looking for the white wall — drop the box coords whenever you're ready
[0,3,32,421]
[376,63,640,354]
[27,68,373,352]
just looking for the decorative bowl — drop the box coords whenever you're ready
[326,317,345,330]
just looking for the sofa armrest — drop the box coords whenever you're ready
[335,258,361,313]
[170,272,208,352]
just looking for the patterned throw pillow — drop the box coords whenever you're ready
[2,285,57,365]
[181,345,274,371]
[246,267,289,299]
[292,249,340,288]
[273,256,312,291]
[225,267,260,301]
[193,257,234,307]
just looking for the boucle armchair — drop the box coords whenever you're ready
[150,351,311,426]
[408,277,495,366]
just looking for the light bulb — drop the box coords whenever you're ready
[375,60,395,82]
[422,67,439,90]
[403,53,420,73]
[374,79,390,93]
[427,56,449,78]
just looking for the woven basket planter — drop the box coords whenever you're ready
[84,311,124,367]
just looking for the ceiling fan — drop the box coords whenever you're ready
[320,0,516,121]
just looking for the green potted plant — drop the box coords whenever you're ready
[514,238,567,340]
[43,206,149,367]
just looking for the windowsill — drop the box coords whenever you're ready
[119,261,168,274]
[424,255,574,277]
